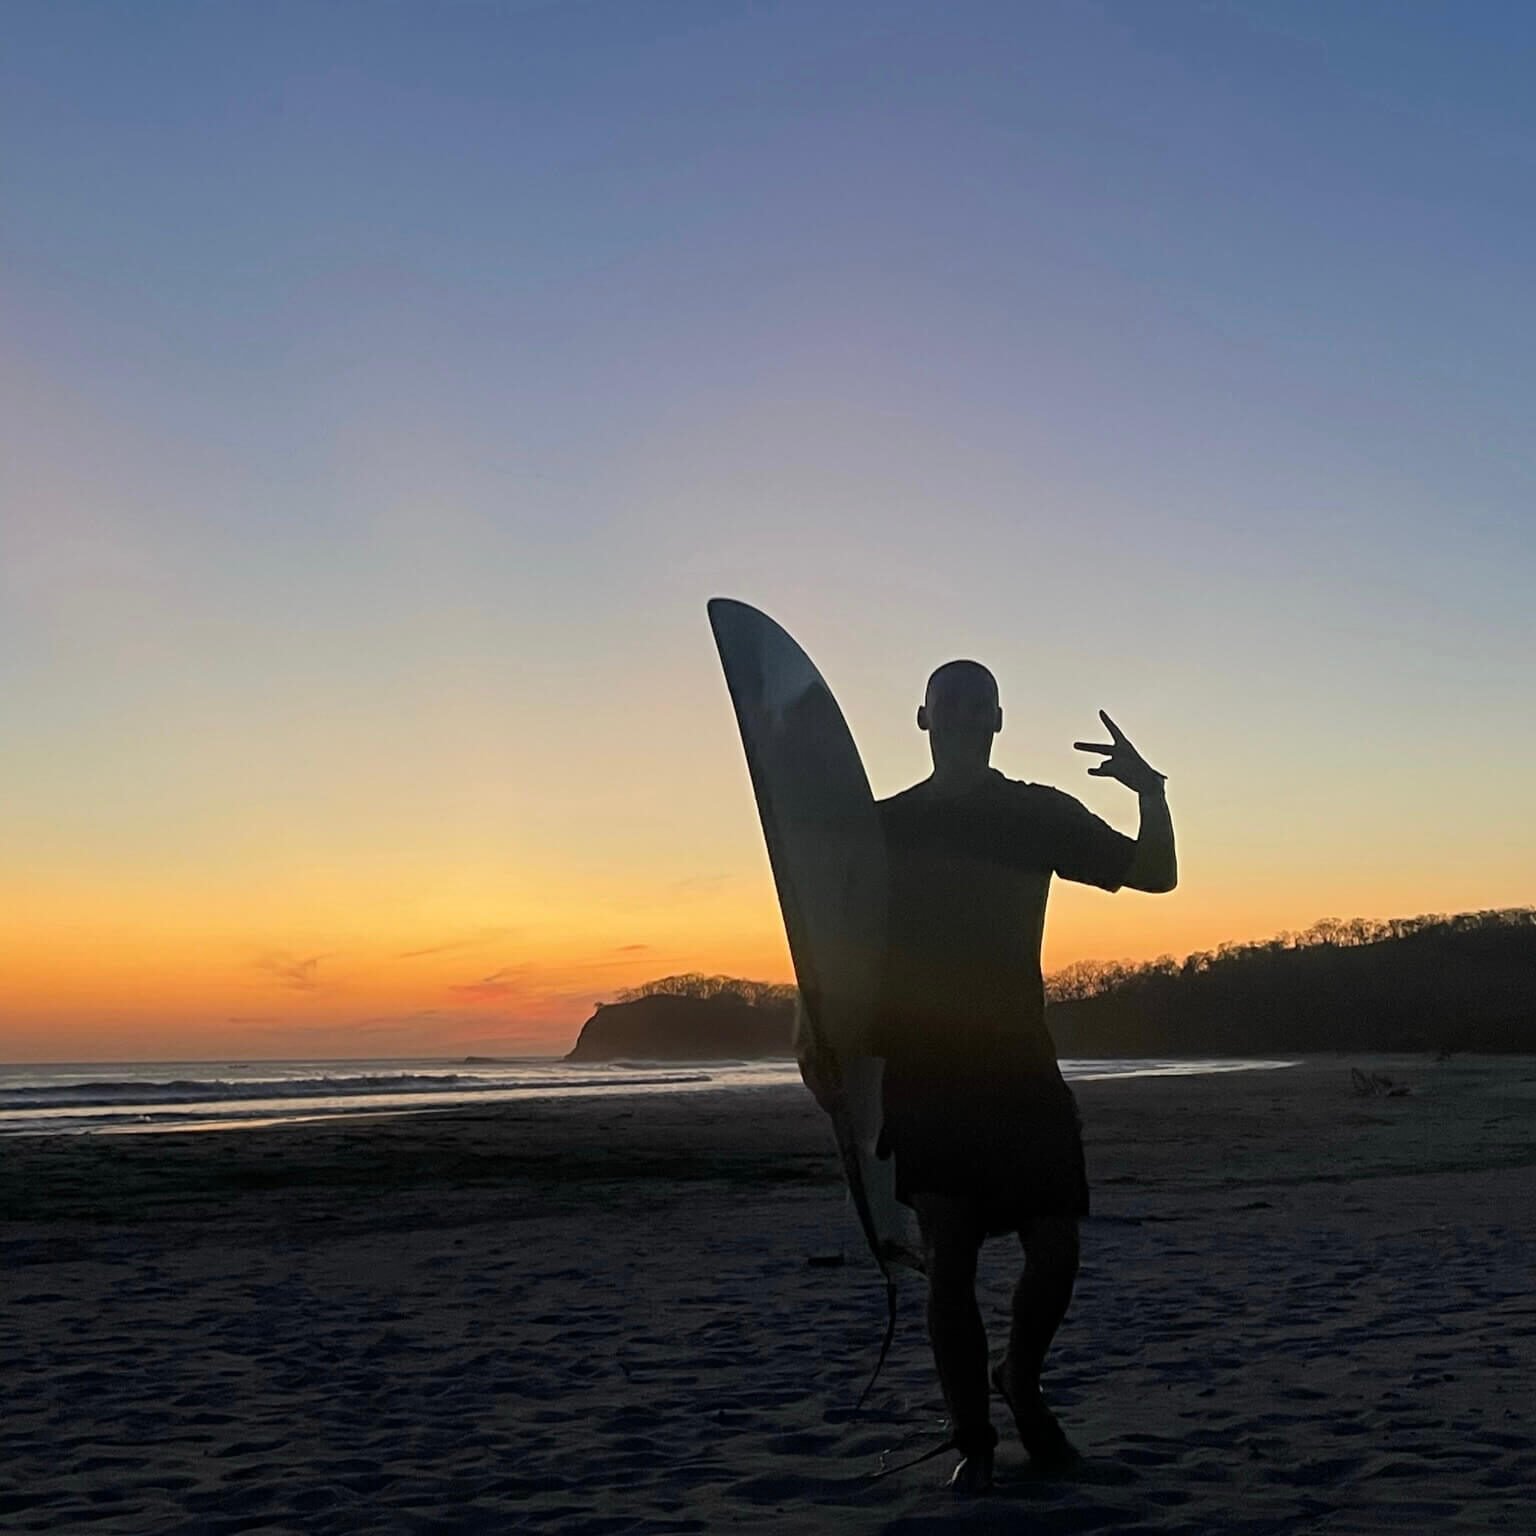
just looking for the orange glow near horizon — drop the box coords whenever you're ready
[5,843,1529,1062]
[5,642,1532,1064]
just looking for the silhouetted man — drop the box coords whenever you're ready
[877,660,1176,1492]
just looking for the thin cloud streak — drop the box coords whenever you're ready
[397,928,515,960]
[448,965,530,1001]
[254,952,330,992]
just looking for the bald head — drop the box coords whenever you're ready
[924,659,998,713]
[917,659,1002,773]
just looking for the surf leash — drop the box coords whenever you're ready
[870,1433,956,1481]
[854,1277,899,1412]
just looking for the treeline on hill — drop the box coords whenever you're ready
[612,974,797,1013]
[609,910,1536,1056]
[1046,909,1536,1056]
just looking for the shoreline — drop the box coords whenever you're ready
[1,1052,1313,1141]
[1,1054,1525,1226]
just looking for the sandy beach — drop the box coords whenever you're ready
[3,1055,1534,1533]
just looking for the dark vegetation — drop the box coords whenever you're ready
[571,910,1536,1060]
[612,974,798,1010]
[1046,909,1536,1056]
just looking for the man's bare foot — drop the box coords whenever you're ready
[945,1443,994,1495]
[991,1359,1081,1472]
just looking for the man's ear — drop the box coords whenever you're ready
[995,706,1003,733]
[916,704,929,732]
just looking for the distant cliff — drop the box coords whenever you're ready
[566,991,795,1062]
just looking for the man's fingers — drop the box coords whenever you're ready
[1074,741,1114,754]
[1087,762,1114,776]
[1099,710,1126,742]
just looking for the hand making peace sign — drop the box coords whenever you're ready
[1074,711,1166,795]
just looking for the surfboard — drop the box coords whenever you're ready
[707,598,923,1298]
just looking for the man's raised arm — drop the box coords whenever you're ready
[1074,710,1177,894]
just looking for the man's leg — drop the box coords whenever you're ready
[911,1193,993,1466]
[995,1214,1081,1468]
[1009,1215,1080,1389]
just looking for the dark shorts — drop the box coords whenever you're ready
[878,1057,1089,1231]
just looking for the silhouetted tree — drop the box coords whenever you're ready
[614,974,798,1010]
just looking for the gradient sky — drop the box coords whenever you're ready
[4,1,1533,1061]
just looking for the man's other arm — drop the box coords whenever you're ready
[793,995,844,1112]
[1122,783,1177,893]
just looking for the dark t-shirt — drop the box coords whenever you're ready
[875,768,1134,1073]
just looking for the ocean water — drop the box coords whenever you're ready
[0,1056,1296,1137]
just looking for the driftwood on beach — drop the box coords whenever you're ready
[1351,1067,1411,1098]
